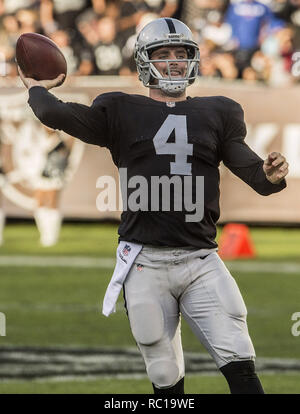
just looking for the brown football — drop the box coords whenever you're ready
[16,32,67,82]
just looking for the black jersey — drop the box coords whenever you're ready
[28,87,286,248]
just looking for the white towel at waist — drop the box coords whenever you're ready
[102,241,143,317]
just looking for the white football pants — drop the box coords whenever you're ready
[123,245,255,389]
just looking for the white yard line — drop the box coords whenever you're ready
[225,261,300,274]
[0,256,115,268]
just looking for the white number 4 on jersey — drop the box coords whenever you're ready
[153,114,193,175]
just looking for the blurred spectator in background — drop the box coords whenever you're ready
[40,0,59,35]
[0,13,20,77]
[42,0,90,32]
[49,29,80,75]
[249,25,295,84]
[0,0,38,15]
[112,0,144,48]
[224,0,285,77]
[199,39,238,79]
[75,9,99,75]
[141,0,179,17]
[0,0,298,84]
[273,0,300,48]
[17,8,40,34]
[94,16,123,75]
[201,10,232,49]
[180,0,227,33]
[225,0,275,49]
[195,8,238,80]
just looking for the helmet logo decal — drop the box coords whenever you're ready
[165,18,176,33]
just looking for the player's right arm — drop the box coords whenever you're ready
[18,67,109,148]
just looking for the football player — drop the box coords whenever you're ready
[18,18,288,394]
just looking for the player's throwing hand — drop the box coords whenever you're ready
[263,152,289,184]
[18,66,65,91]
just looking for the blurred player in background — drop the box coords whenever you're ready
[18,17,288,394]
[33,127,72,247]
[0,113,72,247]
[0,143,5,245]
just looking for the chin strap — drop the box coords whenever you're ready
[158,79,188,95]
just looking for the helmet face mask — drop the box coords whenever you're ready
[135,18,200,95]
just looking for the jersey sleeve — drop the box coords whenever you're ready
[220,98,286,195]
[28,86,111,148]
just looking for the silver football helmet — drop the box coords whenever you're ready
[134,18,200,95]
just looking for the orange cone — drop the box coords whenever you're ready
[218,223,256,259]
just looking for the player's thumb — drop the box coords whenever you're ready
[44,73,66,90]
[265,153,275,166]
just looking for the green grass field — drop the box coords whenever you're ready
[1,373,300,394]
[0,222,300,394]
